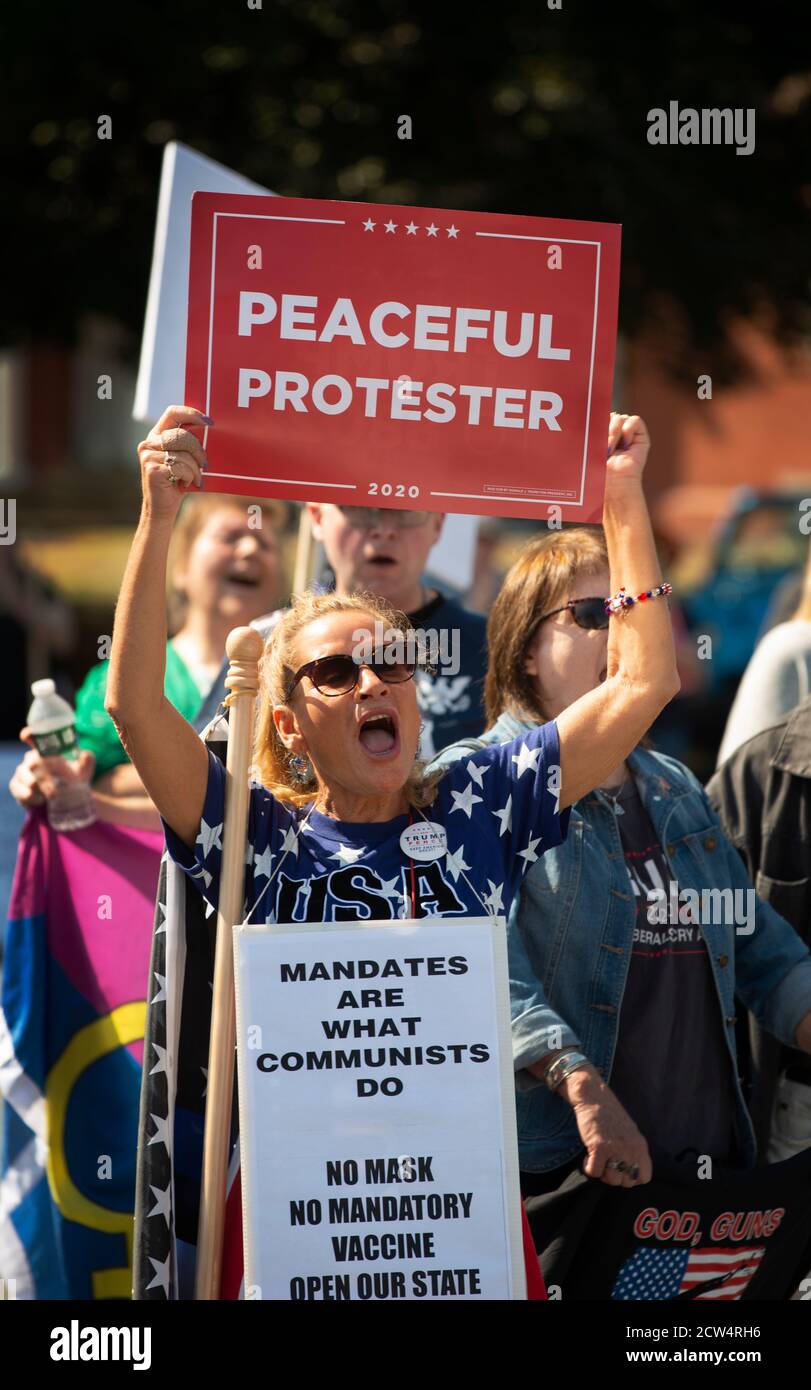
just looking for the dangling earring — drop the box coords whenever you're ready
[289,752,313,783]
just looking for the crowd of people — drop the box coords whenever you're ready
[7,400,811,1299]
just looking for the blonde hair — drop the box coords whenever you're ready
[254,590,439,809]
[166,494,284,633]
[484,527,609,725]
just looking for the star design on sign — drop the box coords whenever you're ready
[155,902,167,935]
[492,795,513,837]
[145,1253,171,1298]
[196,819,223,858]
[279,825,300,857]
[484,879,505,914]
[331,843,367,865]
[450,782,483,818]
[147,1112,170,1151]
[147,1183,172,1227]
[149,1043,167,1076]
[362,217,376,231]
[425,223,439,236]
[445,845,471,882]
[518,835,542,872]
[512,742,540,778]
[466,758,490,788]
[446,224,459,238]
[253,845,274,880]
[405,221,418,235]
[384,220,397,233]
[379,875,402,901]
[151,972,167,1006]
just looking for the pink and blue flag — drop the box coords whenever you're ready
[0,808,162,1299]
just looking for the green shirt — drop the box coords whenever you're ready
[75,642,207,780]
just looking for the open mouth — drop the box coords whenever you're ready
[224,571,260,588]
[366,554,397,568]
[358,712,399,756]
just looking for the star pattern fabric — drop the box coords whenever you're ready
[492,795,513,837]
[445,844,472,882]
[252,846,273,880]
[518,835,542,873]
[146,1113,170,1151]
[466,758,490,788]
[512,743,541,778]
[330,843,367,866]
[196,819,223,857]
[147,1184,172,1228]
[279,825,299,857]
[161,722,567,930]
[449,782,483,818]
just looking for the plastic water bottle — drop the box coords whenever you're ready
[26,679,96,832]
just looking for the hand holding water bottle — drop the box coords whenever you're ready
[10,680,96,831]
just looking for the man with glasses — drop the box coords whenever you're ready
[196,504,487,758]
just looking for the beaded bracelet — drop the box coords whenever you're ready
[604,581,673,617]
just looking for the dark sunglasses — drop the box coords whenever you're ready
[286,651,418,699]
[535,596,609,631]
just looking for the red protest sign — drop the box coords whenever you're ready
[185,194,620,521]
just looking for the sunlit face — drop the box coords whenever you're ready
[274,611,422,806]
[307,504,443,607]
[175,506,280,624]
[524,568,610,721]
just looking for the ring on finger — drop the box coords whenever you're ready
[165,454,180,484]
[605,1159,627,1172]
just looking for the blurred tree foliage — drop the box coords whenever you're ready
[2,0,810,379]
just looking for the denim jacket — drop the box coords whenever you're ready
[431,711,811,1173]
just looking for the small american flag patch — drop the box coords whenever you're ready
[612,1244,764,1300]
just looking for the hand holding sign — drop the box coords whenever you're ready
[137,404,211,519]
[606,412,650,484]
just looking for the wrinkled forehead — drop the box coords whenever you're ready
[543,564,610,610]
[291,611,379,665]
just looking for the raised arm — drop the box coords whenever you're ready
[104,405,211,847]
[556,414,680,809]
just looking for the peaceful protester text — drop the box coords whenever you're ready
[186,194,620,521]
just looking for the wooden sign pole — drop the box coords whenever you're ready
[291,505,315,596]
[195,624,264,1300]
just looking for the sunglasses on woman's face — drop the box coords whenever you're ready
[535,596,609,631]
[286,651,418,699]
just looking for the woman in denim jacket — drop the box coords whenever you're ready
[433,529,811,1196]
